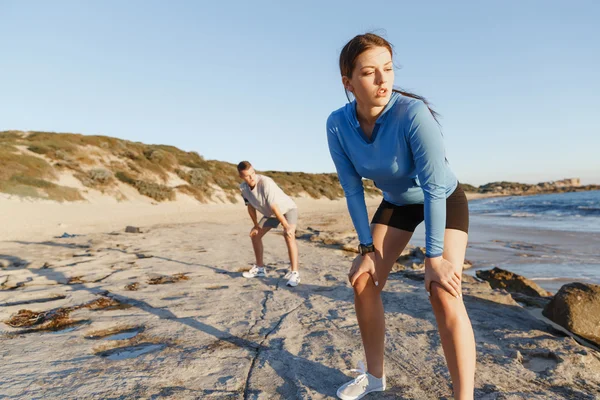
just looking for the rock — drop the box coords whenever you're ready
[462,274,482,284]
[294,228,314,240]
[135,253,153,259]
[408,262,424,270]
[396,248,472,271]
[476,267,551,297]
[400,270,425,281]
[397,246,425,264]
[391,263,406,273]
[543,283,600,346]
[125,226,142,234]
[511,293,552,308]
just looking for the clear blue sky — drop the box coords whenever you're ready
[1,1,599,185]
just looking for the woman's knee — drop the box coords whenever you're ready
[429,282,460,308]
[429,282,462,326]
[353,273,378,298]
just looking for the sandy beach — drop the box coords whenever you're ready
[1,194,600,399]
[0,191,498,243]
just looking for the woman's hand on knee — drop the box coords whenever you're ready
[424,257,461,299]
[349,253,379,288]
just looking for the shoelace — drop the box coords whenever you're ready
[348,361,368,387]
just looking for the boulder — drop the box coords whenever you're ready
[543,282,600,346]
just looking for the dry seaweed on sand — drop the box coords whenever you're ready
[147,273,189,285]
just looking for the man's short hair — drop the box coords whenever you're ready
[237,161,252,172]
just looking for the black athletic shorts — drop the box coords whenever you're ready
[371,184,469,234]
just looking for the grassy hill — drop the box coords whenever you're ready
[0,130,380,203]
[3,130,593,204]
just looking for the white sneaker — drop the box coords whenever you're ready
[283,270,293,279]
[337,361,386,400]
[242,265,266,278]
[286,271,300,287]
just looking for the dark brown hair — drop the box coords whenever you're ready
[339,33,439,122]
[237,161,252,172]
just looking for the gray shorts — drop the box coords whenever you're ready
[259,208,298,229]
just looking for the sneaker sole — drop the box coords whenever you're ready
[286,280,300,287]
[337,386,385,400]
[242,273,266,278]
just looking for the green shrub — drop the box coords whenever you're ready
[135,180,174,201]
[75,168,114,188]
[116,171,174,201]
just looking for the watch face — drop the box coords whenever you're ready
[359,244,373,255]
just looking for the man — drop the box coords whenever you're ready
[238,161,300,287]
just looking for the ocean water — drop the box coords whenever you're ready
[412,190,600,292]
[468,190,600,233]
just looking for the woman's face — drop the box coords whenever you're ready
[343,46,394,109]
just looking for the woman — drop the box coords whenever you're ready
[327,33,475,400]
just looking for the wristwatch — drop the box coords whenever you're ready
[358,243,375,256]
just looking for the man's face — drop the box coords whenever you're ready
[239,167,257,188]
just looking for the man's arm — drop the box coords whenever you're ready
[247,204,259,228]
[271,204,295,239]
[263,178,290,229]
[270,204,290,230]
[262,177,294,237]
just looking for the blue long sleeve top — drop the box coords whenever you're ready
[326,92,458,258]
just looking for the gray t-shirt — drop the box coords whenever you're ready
[240,174,297,217]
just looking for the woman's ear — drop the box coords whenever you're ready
[342,76,353,93]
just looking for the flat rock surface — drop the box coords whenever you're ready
[1,220,600,399]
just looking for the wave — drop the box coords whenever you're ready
[533,277,581,281]
[510,212,536,218]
